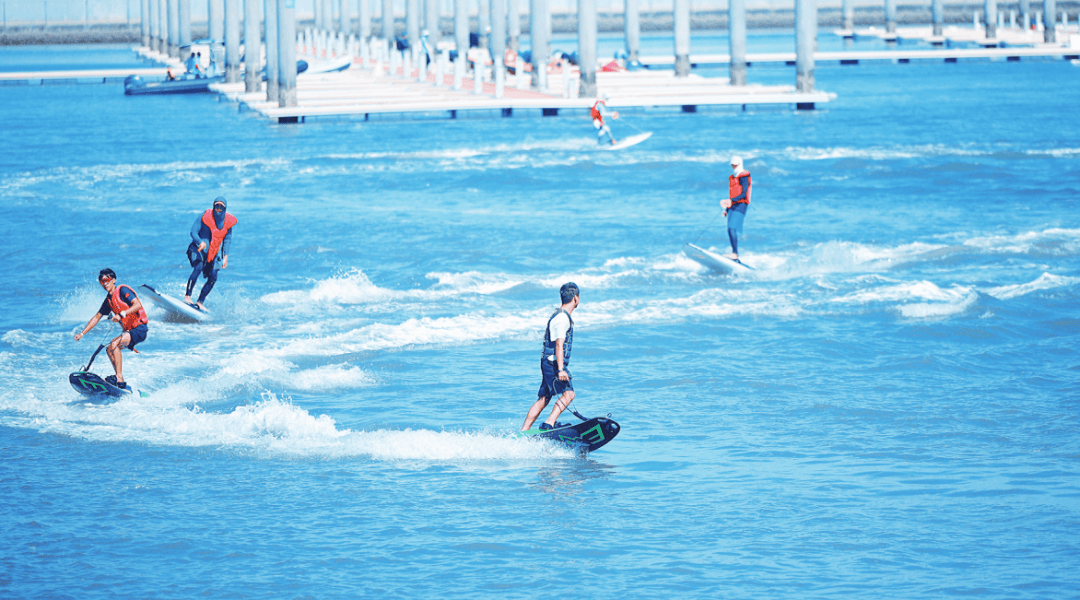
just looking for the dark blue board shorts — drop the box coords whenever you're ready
[125,324,148,350]
[537,358,573,400]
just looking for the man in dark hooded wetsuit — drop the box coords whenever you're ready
[185,196,237,310]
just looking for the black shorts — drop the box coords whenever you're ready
[537,358,572,400]
[126,324,148,350]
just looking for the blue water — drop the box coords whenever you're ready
[1,35,1079,599]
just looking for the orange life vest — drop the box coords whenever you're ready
[109,284,148,332]
[590,100,605,122]
[728,170,752,205]
[201,209,238,262]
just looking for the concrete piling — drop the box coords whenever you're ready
[225,0,240,82]
[209,0,223,41]
[426,0,440,52]
[729,0,746,85]
[984,0,997,38]
[624,0,639,62]
[841,0,853,31]
[530,0,549,91]
[884,0,896,33]
[179,0,190,49]
[673,0,690,77]
[1043,0,1056,42]
[932,0,943,36]
[245,0,261,91]
[148,0,158,51]
[159,0,167,54]
[407,0,419,63]
[578,0,596,97]
[265,0,278,101]
[141,0,150,47]
[795,0,815,97]
[168,0,179,57]
[359,0,371,58]
[454,0,467,87]
[491,0,506,97]
[277,0,297,110]
[478,0,489,48]
[383,0,394,39]
[508,0,519,52]
[1020,0,1030,29]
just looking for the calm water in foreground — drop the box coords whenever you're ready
[1,36,1078,598]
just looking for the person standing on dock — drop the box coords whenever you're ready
[721,156,752,261]
[521,283,581,432]
[74,268,149,390]
[184,197,237,310]
[591,96,619,145]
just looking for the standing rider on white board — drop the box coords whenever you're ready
[591,95,619,146]
[721,155,751,262]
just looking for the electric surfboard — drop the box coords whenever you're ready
[139,284,210,323]
[69,371,149,403]
[683,243,754,274]
[517,416,621,453]
[605,131,652,151]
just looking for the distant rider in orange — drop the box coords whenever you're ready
[185,196,237,310]
[74,268,149,390]
[591,96,619,146]
[721,155,752,261]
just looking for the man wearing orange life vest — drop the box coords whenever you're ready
[720,155,752,261]
[74,268,149,390]
[185,196,237,310]
[591,96,619,145]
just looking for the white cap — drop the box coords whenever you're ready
[730,155,743,167]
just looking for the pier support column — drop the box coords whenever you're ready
[245,0,261,91]
[455,0,468,85]
[383,0,394,39]
[932,0,943,36]
[729,0,746,86]
[359,0,371,59]
[1042,0,1056,42]
[673,0,690,77]
[339,0,348,33]
[841,0,853,31]
[530,0,549,91]
[478,0,490,49]
[179,0,191,49]
[984,0,997,38]
[884,0,896,33]
[169,0,179,57]
[425,0,440,49]
[278,0,297,109]
[225,0,241,82]
[624,0,639,62]
[141,0,150,47]
[578,0,596,97]
[159,0,168,53]
[795,0,816,96]
[508,0,519,52]
[407,0,419,55]
[265,0,279,100]
[1020,0,1030,30]
[491,0,506,97]
[149,0,158,51]
[209,0,224,40]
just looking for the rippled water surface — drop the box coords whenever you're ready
[1,37,1078,599]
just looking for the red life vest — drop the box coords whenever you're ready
[201,209,238,262]
[109,284,148,332]
[590,100,605,123]
[728,170,752,205]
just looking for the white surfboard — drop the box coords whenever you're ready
[605,131,652,151]
[683,243,754,274]
[139,284,210,322]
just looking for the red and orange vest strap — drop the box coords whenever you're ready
[109,284,148,331]
[728,171,752,205]
[201,209,238,262]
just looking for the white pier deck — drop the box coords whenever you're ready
[213,56,833,122]
[0,67,170,84]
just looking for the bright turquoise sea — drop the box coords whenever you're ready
[1,33,1078,599]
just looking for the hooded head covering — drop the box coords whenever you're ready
[212,196,227,228]
[730,155,744,177]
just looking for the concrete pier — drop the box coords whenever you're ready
[209,0,223,41]
[455,0,468,86]
[382,0,394,38]
[360,0,371,55]
[932,0,944,36]
[795,0,816,101]
[225,0,240,83]
[530,0,549,92]
[141,0,150,47]
[729,0,747,86]
[264,0,278,102]
[425,0,439,50]
[244,0,260,92]
[407,0,419,51]
[624,0,639,62]
[984,0,997,38]
[179,0,191,49]
[673,0,690,77]
[478,0,490,48]
[149,0,159,53]
[491,0,507,98]
[1044,0,1057,42]
[842,0,853,31]
[578,0,597,97]
[278,0,297,110]
[158,0,167,53]
[168,0,179,57]
[508,0,519,52]
[885,0,897,33]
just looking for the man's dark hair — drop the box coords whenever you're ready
[98,268,116,281]
[560,282,579,304]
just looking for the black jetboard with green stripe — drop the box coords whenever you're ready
[69,371,149,403]
[519,416,621,453]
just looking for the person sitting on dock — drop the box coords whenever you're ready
[74,268,149,390]
[721,155,752,262]
[185,196,237,310]
[591,95,619,146]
